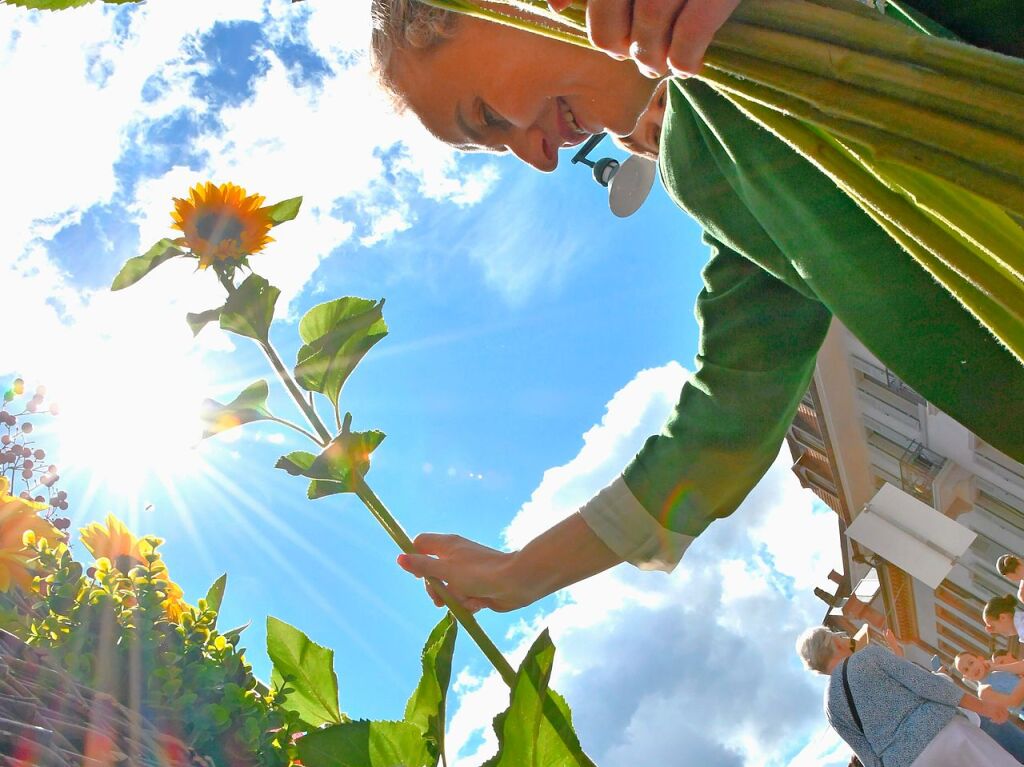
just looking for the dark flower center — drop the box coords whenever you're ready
[196,212,245,244]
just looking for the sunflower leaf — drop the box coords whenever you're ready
[262,196,303,226]
[200,381,274,439]
[297,720,431,767]
[275,423,385,496]
[275,451,317,476]
[294,297,388,409]
[307,479,346,500]
[110,238,184,291]
[204,573,227,617]
[220,273,280,342]
[267,616,344,728]
[186,307,224,337]
[405,614,457,767]
[483,630,596,767]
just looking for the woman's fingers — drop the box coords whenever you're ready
[667,0,741,75]
[548,0,573,11]
[397,552,446,580]
[586,0,635,59]
[627,0,686,77]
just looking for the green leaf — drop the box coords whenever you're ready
[2,0,96,9]
[275,422,385,497]
[297,720,431,767]
[220,273,280,342]
[307,479,347,500]
[186,307,223,337]
[222,620,251,644]
[275,451,317,476]
[200,381,274,439]
[483,630,595,767]
[205,573,227,616]
[294,297,388,409]
[110,238,184,291]
[404,614,457,767]
[266,616,343,727]
[261,196,303,226]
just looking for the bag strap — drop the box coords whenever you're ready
[842,657,883,766]
[841,657,866,733]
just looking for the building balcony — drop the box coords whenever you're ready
[899,441,946,505]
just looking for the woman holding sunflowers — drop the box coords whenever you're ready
[379,0,1024,613]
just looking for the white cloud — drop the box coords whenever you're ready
[1,1,503,487]
[444,362,845,767]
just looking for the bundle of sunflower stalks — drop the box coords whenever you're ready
[423,0,1024,364]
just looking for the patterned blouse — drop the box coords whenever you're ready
[825,645,964,767]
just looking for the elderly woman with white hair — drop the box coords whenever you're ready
[796,627,1016,766]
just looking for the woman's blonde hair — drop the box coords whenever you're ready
[370,0,459,107]
[796,626,844,674]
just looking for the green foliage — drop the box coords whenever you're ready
[19,537,301,766]
[110,238,184,291]
[483,631,596,767]
[298,720,432,767]
[186,307,224,337]
[262,196,304,225]
[220,273,280,342]
[205,573,227,617]
[294,297,388,411]
[1,0,138,9]
[405,614,457,766]
[274,415,385,498]
[267,615,345,727]
[200,380,275,438]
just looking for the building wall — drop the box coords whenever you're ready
[791,319,1024,678]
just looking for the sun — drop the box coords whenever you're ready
[44,332,212,500]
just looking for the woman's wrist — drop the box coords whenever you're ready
[505,512,624,609]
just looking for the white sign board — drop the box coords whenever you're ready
[846,483,976,589]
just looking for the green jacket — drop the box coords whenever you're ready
[579,7,1024,569]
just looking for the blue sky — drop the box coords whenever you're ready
[2,3,845,764]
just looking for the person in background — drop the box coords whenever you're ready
[886,629,1024,762]
[985,595,1024,642]
[797,626,1013,766]
[996,555,1024,604]
[954,651,1024,761]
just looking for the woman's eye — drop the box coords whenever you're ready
[481,103,506,129]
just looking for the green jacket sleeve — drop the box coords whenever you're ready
[625,235,829,535]
[581,235,830,569]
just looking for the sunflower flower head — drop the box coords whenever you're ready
[171,182,274,270]
[0,477,59,592]
[80,513,146,573]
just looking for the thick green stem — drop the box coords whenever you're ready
[703,47,1024,180]
[711,21,1024,140]
[258,339,333,445]
[353,477,518,688]
[717,89,1024,363]
[733,0,1024,95]
[698,66,1024,218]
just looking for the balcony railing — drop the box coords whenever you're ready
[900,441,946,505]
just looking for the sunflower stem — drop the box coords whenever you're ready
[352,475,517,688]
[266,415,323,445]
[717,88,1024,363]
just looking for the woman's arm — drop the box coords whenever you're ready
[398,512,623,612]
[960,692,1011,724]
[991,657,1024,674]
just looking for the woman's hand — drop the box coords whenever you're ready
[397,512,624,614]
[397,534,538,613]
[549,0,742,77]
[981,698,1011,724]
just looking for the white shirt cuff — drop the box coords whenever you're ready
[578,476,693,572]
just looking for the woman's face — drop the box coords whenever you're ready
[955,653,989,682]
[391,15,658,172]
